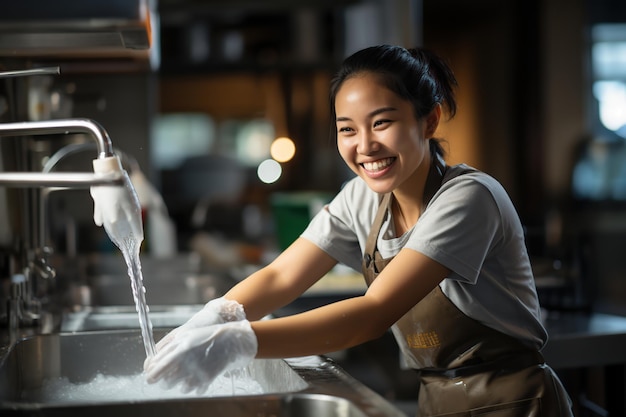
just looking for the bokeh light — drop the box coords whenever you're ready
[257,159,282,184]
[270,137,296,163]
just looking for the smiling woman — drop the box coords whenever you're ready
[144,45,574,417]
[334,74,435,203]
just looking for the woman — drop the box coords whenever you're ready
[145,45,573,416]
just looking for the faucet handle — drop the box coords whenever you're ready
[31,255,56,281]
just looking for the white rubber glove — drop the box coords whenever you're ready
[143,320,258,394]
[90,156,144,250]
[155,297,246,351]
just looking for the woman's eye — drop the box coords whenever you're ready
[373,119,391,128]
[338,126,354,133]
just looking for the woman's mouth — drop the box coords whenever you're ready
[361,157,396,173]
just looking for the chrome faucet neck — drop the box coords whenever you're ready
[0,118,115,159]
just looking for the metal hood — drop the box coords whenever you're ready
[0,0,153,59]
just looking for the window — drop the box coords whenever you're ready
[151,113,215,170]
[592,24,626,138]
[572,24,626,201]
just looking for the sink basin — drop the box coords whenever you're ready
[0,330,406,416]
[59,254,236,331]
[61,305,202,331]
[58,253,236,307]
[87,273,232,306]
[0,330,305,402]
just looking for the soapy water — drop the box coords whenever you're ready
[22,369,264,404]
[72,235,266,400]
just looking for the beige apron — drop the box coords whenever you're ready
[361,158,573,416]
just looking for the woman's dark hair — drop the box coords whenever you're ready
[329,45,458,157]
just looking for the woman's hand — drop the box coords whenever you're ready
[155,297,246,352]
[144,320,258,394]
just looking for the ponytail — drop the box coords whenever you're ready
[406,48,458,118]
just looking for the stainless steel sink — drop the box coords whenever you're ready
[0,330,406,416]
[58,253,236,331]
[58,253,235,308]
[87,272,232,306]
[61,305,202,331]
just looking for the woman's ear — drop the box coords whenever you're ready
[425,104,442,138]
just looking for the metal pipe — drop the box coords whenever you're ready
[0,172,123,188]
[42,142,140,174]
[0,118,115,159]
[0,67,60,79]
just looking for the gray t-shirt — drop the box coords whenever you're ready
[301,164,548,349]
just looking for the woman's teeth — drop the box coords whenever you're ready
[362,158,394,172]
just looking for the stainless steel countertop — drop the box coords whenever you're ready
[542,312,626,369]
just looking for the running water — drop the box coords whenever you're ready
[94,166,156,358]
[118,234,156,358]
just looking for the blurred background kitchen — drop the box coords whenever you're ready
[1,0,625,415]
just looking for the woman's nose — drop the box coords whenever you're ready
[356,131,378,155]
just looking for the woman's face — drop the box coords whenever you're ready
[335,73,431,195]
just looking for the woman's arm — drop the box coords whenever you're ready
[251,247,450,358]
[225,237,338,321]
[144,242,450,391]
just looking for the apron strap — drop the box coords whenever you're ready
[363,192,391,269]
[423,152,447,208]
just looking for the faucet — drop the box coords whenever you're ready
[0,118,126,339]
[0,118,116,171]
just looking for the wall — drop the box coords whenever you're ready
[422,0,590,220]
[423,1,522,205]
[542,0,588,198]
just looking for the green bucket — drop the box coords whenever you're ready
[270,191,333,250]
